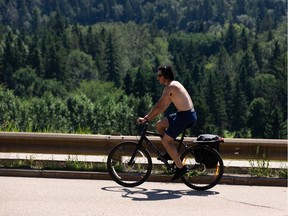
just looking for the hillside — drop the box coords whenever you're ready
[0,0,287,138]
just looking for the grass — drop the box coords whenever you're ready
[277,165,288,178]
[247,146,287,178]
[0,154,287,179]
[0,155,108,172]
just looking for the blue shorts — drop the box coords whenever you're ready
[166,110,197,138]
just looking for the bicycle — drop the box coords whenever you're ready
[107,123,224,191]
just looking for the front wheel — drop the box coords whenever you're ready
[180,145,224,191]
[107,142,152,187]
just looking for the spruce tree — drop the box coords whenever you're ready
[105,32,121,87]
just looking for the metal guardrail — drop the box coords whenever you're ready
[0,132,287,161]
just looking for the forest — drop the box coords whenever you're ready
[0,0,287,138]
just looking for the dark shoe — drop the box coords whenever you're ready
[171,166,188,181]
[157,152,172,161]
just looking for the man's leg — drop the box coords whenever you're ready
[157,120,188,180]
[162,134,188,181]
[155,118,169,135]
[161,134,183,169]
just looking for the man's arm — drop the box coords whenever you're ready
[144,86,172,121]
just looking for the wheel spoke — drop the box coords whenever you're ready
[181,145,223,190]
[107,142,152,187]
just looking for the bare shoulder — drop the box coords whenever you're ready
[169,81,183,90]
[164,81,182,98]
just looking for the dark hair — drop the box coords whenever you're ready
[157,65,174,80]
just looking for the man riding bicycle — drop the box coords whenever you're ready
[137,65,197,181]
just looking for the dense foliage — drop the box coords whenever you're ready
[0,0,287,138]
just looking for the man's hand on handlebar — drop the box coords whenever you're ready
[137,116,148,124]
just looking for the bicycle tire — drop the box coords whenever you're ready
[107,142,152,187]
[180,145,224,191]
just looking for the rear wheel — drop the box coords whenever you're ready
[107,142,152,187]
[180,145,224,191]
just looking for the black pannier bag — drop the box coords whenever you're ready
[194,134,224,168]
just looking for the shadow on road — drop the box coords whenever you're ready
[101,186,219,201]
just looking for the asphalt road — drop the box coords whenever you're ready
[0,177,287,216]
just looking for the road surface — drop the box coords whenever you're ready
[0,177,287,216]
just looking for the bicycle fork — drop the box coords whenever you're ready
[128,136,146,165]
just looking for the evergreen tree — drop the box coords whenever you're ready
[45,41,65,81]
[31,9,41,34]
[192,84,209,136]
[0,0,286,137]
[17,0,30,30]
[252,41,264,72]
[239,28,249,51]
[232,0,247,19]
[214,0,228,25]
[230,80,249,137]
[206,71,227,136]
[123,0,134,22]
[95,27,108,80]
[201,0,214,22]
[104,32,121,87]
[265,106,285,139]
[1,32,15,88]
[86,26,96,58]
[224,23,238,54]
[124,73,133,95]
[50,10,66,37]
[222,73,235,132]
[28,35,44,78]
[133,69,147,97]
[239,48,259,101]
[14,34,27,70]
[248,98,268,138]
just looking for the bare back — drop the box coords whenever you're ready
[164,81,194,112]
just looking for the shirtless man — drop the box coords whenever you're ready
[137,65,197,181]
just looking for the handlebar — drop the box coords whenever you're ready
[138,122,162,137]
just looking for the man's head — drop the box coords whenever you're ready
[157,65,175,81]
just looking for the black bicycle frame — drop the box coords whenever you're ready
[128,123,190,170]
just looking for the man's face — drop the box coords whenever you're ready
[157,70,164,84]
